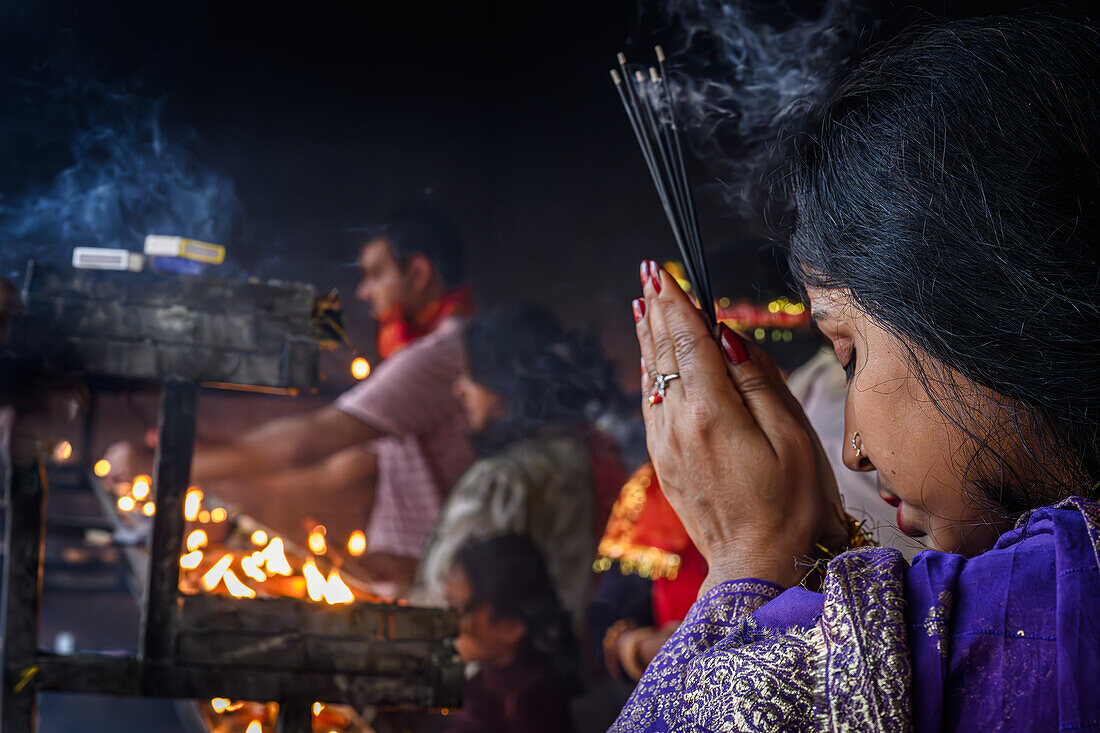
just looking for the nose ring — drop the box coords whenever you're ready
[852,432,863,459]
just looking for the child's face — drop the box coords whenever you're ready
[444,566,526,667]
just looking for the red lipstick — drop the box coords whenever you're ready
[896,506,907,534]
[883,494,901,507]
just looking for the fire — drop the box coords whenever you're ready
[313,702,324,715]
[142,502,156,516]
[53,441,73,462]
[303,559,327,602]
[117,495,135,512]
[303,560,353,605]
[324,568,354,604]
[307,526,327,555]
[222,569,256,599]
[347,530,367,557]
[241,553,268,583]
[198,510,211,523]
[93,459,112,477]
[245,721,262,733]
[186,529,208,551]
[131,475,152,500]
[210,506,228,523]
[201,553,233,591]
[211,698,230,713]
[260,538,293,576]
[180,550,203,569]
[251,529,268,546]
[351,357,371,380]
[184,488,203,521]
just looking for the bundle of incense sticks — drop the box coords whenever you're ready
[611,46,716,327]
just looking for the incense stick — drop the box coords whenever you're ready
[611,49,716,327]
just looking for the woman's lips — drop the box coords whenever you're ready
[882,494,901,507]
[896,506,907,533]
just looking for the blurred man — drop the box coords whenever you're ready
[107,206,475,588]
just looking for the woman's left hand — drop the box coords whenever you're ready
[633,261,847,590]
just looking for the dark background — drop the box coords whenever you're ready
[0,0,1091,379]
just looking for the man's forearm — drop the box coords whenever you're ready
[190,407,383,483]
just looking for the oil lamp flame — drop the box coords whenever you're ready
[303,558,326,602]
[131,475,152,500]
[250,529,268,546]
[245,720,263,733]
[186,529,208,551]
[347,530,366,557]
[241,553,268,583]
[53,441,73,462]
[351,357,371,380]
[222,569,256,599]
[323,568,354,604]
[184,487,203,521]
[93,459,111,477]
[307,526,327,555]
[201,553,233,591]
[260,538,293,575]
[180,550,203,569]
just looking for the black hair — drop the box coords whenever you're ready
[363,200,465,288]
[787,16,1100,516]
[454,534,580,692]
[463,304,621,455]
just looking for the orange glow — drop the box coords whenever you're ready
[184,488,203,521]
[245,721,262,733]
[53,441,73,462]
[241,553,267,583]
[93,459,112,477]
[210,507,228,523]
[198,510,211,523]
[186,529,208,552]
[351,357,371,380]
[312,702,323,716]
[303,559,326,602]
[222,569,256,599]
[323,568,354,604]
[131,475,152,500]
[260,538,293,576]
[202,553,233,591]
[347,530,367,557]
[211,698,230,713]
[180,550,203,569]
[250,529,268,546]
[142,502,156,516]
[307,526,327,555]
[117,495,135,512]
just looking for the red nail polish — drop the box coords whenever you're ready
[640,260,649,286]
[719,324,749,365]
[649,261,662,294]
[632,298,646,323]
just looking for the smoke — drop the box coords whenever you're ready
[0,75,246,277]
[647,0,877,227]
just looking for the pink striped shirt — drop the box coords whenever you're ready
[335,316,474,558]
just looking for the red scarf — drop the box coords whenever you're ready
[375,285,475,359]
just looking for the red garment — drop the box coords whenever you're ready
[376,285,475,358]
[596,464,707,626]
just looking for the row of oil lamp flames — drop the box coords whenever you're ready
[84,457,373,606]
[206,699,378,733]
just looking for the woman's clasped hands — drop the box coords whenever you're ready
[633,261,848,591]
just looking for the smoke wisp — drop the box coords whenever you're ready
[0,77,245,277]
[648,0,876,227]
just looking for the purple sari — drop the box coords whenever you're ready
[610,497,1100,732]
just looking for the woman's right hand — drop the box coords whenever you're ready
[634,262,847,590]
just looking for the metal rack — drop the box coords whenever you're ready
[0,269,461,732]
